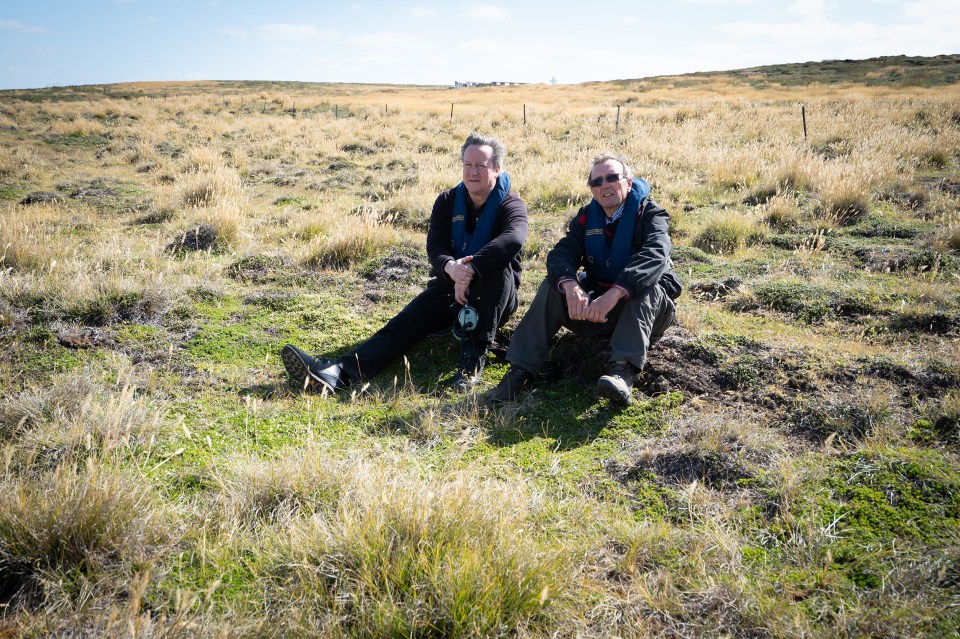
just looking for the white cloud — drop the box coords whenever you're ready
[348,33,435,51]
[715,15,959,64]
[410,6,438,18]
[259,23,337,41]
[464,4,507,20]
[0,19,45,34]
[624,16,640,25]
[902,0,960,24]
[786,0,826,18]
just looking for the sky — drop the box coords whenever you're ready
[0,0,958,90]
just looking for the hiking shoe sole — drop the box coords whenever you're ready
[281,344,341,394]
[282,344,316,391]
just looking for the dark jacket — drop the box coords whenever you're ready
[427,189,529,290]
[546,196,682,300]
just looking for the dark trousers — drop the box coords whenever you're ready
[338,268,518,383]
[506,279,675,375]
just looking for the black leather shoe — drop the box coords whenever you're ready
[596,360,635,406]
[281,344,342,393]
[484,364,534,403]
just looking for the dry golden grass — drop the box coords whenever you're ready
[0,69,958,637]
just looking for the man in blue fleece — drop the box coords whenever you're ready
[487,152,681,406]
[282,132,528,394]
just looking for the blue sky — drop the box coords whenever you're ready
[1,0,958,89]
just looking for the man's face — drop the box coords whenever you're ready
[462,144,501,201]
[589,159,631,215]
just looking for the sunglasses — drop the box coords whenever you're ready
[588,173,623,188]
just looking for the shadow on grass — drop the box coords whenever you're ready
[482,376,680,451]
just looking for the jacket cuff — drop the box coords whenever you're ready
[555,276,576,294]
[613,283,632,300]
[440,258,454,280]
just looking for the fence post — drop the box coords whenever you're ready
[450,103,454,121]
[616,105,621,133]
[335,104,339,119]
[523,104,526,125]
[263,99,267,114]
[801,105,808,139]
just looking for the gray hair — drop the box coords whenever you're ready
[587,152,633,185]
[461,132,506,169]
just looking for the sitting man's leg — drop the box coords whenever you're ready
[448,265,518,390]
[283,281,454,393]
[596,284,675,404]
[486,279,567,401]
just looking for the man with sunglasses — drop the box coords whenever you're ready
[281,132,528,395]
[486,152,680,406]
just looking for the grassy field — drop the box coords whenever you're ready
[0,56,959,637]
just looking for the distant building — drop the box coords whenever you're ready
[452,80,525,88]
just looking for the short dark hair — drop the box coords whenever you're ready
[587,152,633,185]
[461,132,506,169]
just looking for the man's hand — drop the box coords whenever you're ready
[445,256,476,285]
[563,280,591,321]
[454,280,470,305]
[446,257,476,305]
[584,288,624,323]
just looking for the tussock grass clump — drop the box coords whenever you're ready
[48,118,109,139]
[627,411,782,490]
[305,207,402,269]
[815,175,872,226]
[692,213,765,255]
[6,271,167,327]
[0,147,16,178]
[811,135,853,159]
[763,192,802,231]
[194,197,247,246]
[794,387,897,444]
[1,364,168,464]
[264,455,573,636]
[211,448,347,528]
[912,391,960,448]
[0,203,66,271]
[181,146,226,173]
[175,165,243,208]
[0,462,171,606]
[931,224,960,252]
[174,162,249,246]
